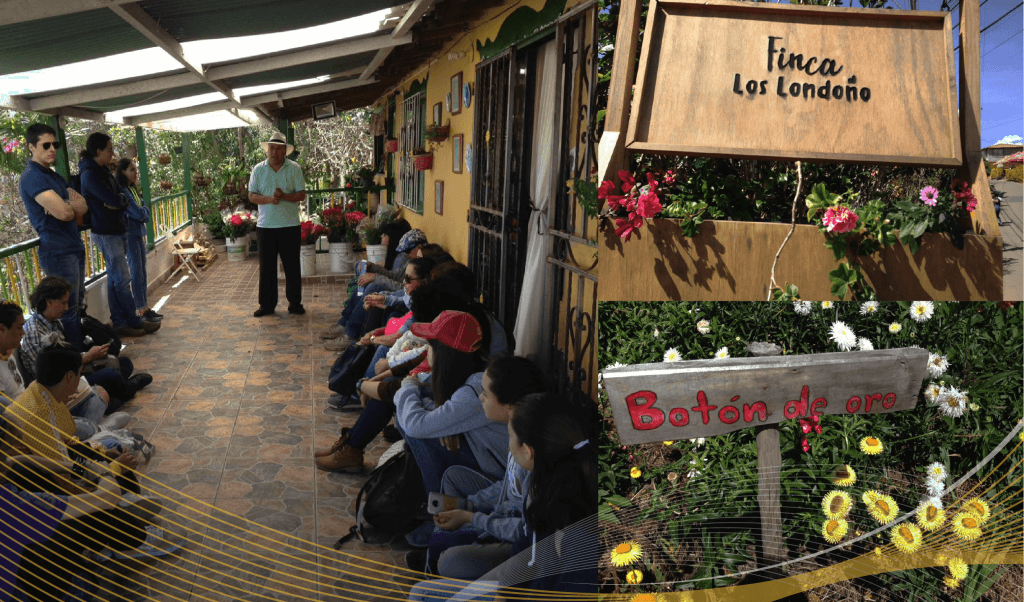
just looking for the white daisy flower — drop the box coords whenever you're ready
[689,438,705,447]
[925,479,945,498]
[821,301,833,309]
[924,382,942,404]
[889,322,902,334]
[927,353,949,379]
[918,495,944,510]
[663,348,682,363]
[829,321,858,351]
[686,457,705,478]
[937,386,967,418]
[970,403,979,411]
[696,319,711,334]
[909,301,934,323]
[858,337,874,351]
[793,301,812,315]
[924,462,947,483]
[860,301,879,315]
[714,347,730,359]
[653,327,660,338]
[598,362,625,389]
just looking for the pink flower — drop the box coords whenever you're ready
[618,170,636,194]
[663,169,676,185]
[636,189,662,218]
[614,214,643,241]
[822,206,859,234]
[230,215,242,226]
[952,182,978,213]
[605,195,626,211]
[919,186,939,206]
[597,180,617,200]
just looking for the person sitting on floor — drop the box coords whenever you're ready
[404,355,548,576]
[20,277,152,408]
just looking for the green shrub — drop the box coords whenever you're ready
[1006,165,1023,183]
[990,166,1004,180]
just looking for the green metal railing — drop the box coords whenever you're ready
[150,192,191,241]
[305,186,389,217]
[0,229,113,309]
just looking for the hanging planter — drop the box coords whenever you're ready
[160,181,173,190]
[412,152,433,171]
[385,138,398,153]
[158,153,172,165]
[223,183,237,195]
[425,124,449,143]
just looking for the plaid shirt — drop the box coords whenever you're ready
[20,312,66,374]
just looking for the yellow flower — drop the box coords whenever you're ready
[822,518,848,544]
[867,494,899,525]
[609,541,643,566]
[860,436,884,455]
[822,490,853,519]
[832,464,857,487]
[951,512,983,541]
[663,441,674,446]
[947,557,968,581]
[629,595,667,602]
[916,500,945,532]
[873,547,882,556]
[630,467,642,479]
[821,301,833,309]
[943,575,962,588]
[889,523,923,554]
[626,569,643,584]
[862,489,880,506]
[962,497,991,525]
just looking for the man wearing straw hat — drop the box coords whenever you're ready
[249,131,306,317]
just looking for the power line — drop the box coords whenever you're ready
[982,26,1023,58]
[953,2,1021,50]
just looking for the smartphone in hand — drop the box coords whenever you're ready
[427,492,473,514]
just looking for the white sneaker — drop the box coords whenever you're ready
[98,412,131,430]
[320,323,347,339]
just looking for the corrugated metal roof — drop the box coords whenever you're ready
[223,52,379,88]
[76,83,213,112]
[0,10,150,74]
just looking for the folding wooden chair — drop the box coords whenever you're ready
[170,238,203,281]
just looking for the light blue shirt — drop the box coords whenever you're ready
[248,158,304,228]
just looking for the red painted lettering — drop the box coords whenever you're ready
[626,391,664,430]
[743,401,768,422]
[846,396,861,413]
[784,385,810,419]
[669,408,689,427]
[719,406,740,424]
[882,393,897,409]
[810,397,827,418]
[692,391,718,425]
[864,393,882,413]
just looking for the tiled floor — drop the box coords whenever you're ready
[100,256,423,601]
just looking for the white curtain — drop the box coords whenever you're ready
[513,40,559,366]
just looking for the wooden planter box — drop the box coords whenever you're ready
[599,219,1003,301]
[385,139,398,153]
[412,153,433,171]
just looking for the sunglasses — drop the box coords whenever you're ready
[39,141,61,151]
[404,275,423,283]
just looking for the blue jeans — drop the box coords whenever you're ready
[361,345,389,381]
[125,236,148,309]
[91,233,143,329]
[408,578,499,602]
[71,392,107,439]
[396,422,482,503]
[38,250,85,349]
[85,358,134,406]
[344,281,389,339]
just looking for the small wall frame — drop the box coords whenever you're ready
[452,134,463,173]
[450,72,463,115]
[435,180,444,215]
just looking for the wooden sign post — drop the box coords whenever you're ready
[602,347,930,567]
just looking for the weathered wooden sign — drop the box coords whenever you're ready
[603,348,929,445]
[625,0,962,166]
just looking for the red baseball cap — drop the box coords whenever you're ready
[410,310,482,353]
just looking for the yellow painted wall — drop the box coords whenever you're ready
[376,0,563,265]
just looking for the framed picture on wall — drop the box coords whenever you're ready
[435,180,444,215]
[452,134,463,174]
[451,72,462,115]
[433,102,442,126]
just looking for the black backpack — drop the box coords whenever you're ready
[327,344,375,396]
[334,443,426,547]
[80,310,121,357]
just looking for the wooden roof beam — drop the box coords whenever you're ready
[391,0,438,38]
[25,72,200,112]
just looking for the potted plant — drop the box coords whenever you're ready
[299,220,328,276]
[385,138,399,153]
[160,181,173,190]
[321,207,365,273]
[225,211,255,261]
[357,166,376,188]
[359,216,388,265]
[158,153,172,165]
[425,123,449,143]
[412,148,432,171]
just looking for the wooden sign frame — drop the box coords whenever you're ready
[603,348,929,446]
[625,0,962,167]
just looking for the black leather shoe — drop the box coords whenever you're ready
[405,550,427,573]
[253,307,275,317]
[288,305,306,315]
[127,373,153,390]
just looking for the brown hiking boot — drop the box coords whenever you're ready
[314,430,349,458]
[141,320,161,334]
[114,325,146,337]
[315,444,364,473]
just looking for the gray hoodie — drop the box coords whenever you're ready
[466,451,528,543]
[394,372,509,481]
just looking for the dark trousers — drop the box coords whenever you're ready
[257,226,302,311]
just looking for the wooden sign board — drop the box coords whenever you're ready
[625,0,962,166]
[603,348,929,445]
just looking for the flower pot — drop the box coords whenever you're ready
[160,181,173,190]
[226,237,247,261]
[365,243,387,266]
[385,139,398,153]
[330,242,354,274]
[300,244,317,277]
[426,125,449,142]
[223,183,237,195]
[158,154,171,165]
[316,251,330,274]
[412,153,432,171]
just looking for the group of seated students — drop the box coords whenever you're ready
[315,228,598,598]
[0,337,168,601]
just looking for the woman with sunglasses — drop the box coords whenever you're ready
[77,134,158,338]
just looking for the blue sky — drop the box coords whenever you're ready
[920,0,1024,148]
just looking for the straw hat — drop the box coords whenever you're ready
[260,131,294,155]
